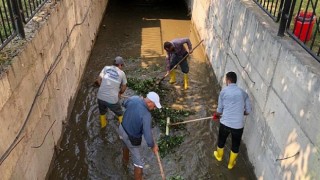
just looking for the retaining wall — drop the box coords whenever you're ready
[190,0,320,179]
[0,0,108,179]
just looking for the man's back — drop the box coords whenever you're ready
[218,84,250,129]
[97,66,127,103]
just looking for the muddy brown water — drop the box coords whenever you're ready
[47,0,256,179]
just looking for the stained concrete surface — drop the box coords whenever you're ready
[47,0,256,179]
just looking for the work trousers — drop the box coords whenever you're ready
[97,99,123,116]
[217,123,244,153]
[170,52,189,73]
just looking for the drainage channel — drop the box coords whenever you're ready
[47,0,256,179]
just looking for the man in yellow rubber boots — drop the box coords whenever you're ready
[163,38,193,90]
[95,56,127,128]
[213,71,251,169]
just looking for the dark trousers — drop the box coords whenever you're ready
[170,52,189,73]
[97,99,123,116]
[217,123,244,153]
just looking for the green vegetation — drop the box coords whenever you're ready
[169,175,185,180]
[0,1,15,39]
[158,135,184,158]
[127,77,166,97]
[289,0,320,51]
[151,107,194,158]
[152,107,194,132]
[127,77,194,159]
[256,0,319,57]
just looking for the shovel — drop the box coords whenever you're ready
[156,39,204,85]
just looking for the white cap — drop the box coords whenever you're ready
[147,92,162,109]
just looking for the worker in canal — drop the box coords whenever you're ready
[213,71,252,169]
[164,37,193,90]
[118,92,161,180]
[95,56,127,128]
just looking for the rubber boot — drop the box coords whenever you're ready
[134,166,143,180]
[228,151,238,169]
[118,115,123,123]
[169,70,176,84]
[100,114,107,128]
[184,73,188,90]
[213,147,224,161]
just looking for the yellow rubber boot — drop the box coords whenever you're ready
[184,74,188,90]
[118,115,123,123]
[228,151,238,169]
[213,147,224,161]
[100,115,107,128]
[169,70,176,84]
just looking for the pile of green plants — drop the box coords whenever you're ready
[127,77,166,98]
[152,107,194,132]
[152,108,194,158]
[158,135,184,158]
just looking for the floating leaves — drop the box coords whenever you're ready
[127,77,166,98]
[152,107,194,132]
[158,135,184,158]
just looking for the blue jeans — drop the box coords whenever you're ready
[217,123,244,153]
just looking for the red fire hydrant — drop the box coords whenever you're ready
[294,12,316,42]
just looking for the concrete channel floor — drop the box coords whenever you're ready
[47,0,256,179]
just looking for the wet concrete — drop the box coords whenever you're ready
[47,0,256,179]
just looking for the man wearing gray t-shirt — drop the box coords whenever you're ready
[95,56,127,128]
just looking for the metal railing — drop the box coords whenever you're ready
[253,0,285,22]
[0,0,49,50]
[285,0,319,61]
[256,0,320,62]
[0,0,18,49]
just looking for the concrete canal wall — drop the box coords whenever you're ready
[0,0,108,179]
[189,0,320,179]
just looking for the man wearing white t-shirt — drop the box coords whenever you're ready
[95,56,127,128]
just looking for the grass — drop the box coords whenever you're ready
[0,1,15,40]
[288,0,320,54]
[256,0,319,57]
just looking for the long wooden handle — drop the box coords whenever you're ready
[158,40,204,83]
[169,116,212,126]
[156,151,165,180]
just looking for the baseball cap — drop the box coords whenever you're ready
[147,92,162,109]
[114,56,125,65]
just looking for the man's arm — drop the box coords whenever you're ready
[142,114,155,148]
[94,67,105,86]
[94,76,102,86]
[176,38,192,52]
[216,90,224,115]
[119,74,128,96]
[244,93,252,115]
[119,84,127,95]
[152,144,159,154]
